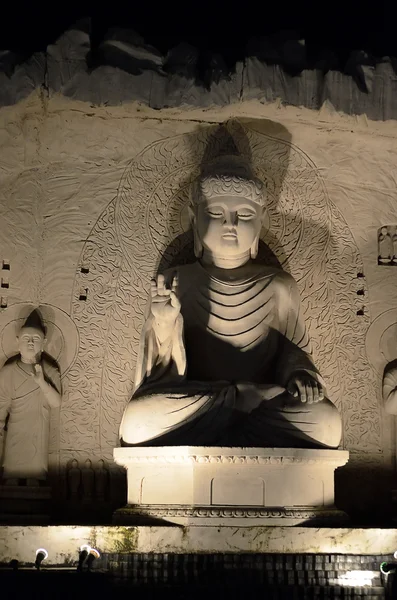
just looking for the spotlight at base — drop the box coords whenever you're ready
[77,545,91,571]
[77,545,101,571]
[35,548,48,570]
[9,559,19,571]
[86,548,101,570]
[380,562,397,575]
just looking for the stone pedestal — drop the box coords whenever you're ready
[113,447,349,526]
[0,485,51,524]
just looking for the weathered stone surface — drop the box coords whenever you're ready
[0,525,397,561]
[0,52,46,107]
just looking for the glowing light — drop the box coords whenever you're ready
[77,545,101,571]
[380,561,397,575]
[394,550,397,560]
[35,548,48,570]
[380,562,389,575]
[77,544,91,571]
[338,570,376,587]
[85,547,101,571]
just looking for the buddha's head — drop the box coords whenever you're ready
[17,310,46,364]
[190,155,265,266]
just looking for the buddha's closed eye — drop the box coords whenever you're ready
[238,212,255,220]
[206,209,223,218]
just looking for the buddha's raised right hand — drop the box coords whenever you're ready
[150,274,181,341]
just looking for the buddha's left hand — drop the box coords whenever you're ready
[286,373,324,404]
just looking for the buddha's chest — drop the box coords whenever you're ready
[181,279,279,350]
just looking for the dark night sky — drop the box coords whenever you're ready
[0,2,393,71]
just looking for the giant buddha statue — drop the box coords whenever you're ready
[119,155,342,449]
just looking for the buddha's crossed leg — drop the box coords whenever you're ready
[119,381,341,449]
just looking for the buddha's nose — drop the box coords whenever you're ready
[224,212,238,226]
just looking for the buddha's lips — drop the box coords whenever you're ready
[222,233,237,240]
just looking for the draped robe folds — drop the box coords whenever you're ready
[120,261,341,448]
[0,358,61,480]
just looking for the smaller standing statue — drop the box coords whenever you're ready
[0,310,61,485]
[392,227,397,264]
[383,359,397,415]
[378,226,393,265]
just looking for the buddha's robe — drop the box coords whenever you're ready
[0,357,61,480]
[120,262,341,448]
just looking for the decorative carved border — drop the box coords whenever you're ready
[115,453,349,468]
[117,504,348,522]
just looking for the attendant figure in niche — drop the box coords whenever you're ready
[119,154,342,449]
[378,226,393,265]
[0,310,61,486]
[392,227,397,264]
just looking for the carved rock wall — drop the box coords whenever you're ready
[2,22,397,121]
[0,96,396,519]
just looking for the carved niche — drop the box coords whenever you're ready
[0,303,78,477]
[65,121,379,466]
[378,225,397,266]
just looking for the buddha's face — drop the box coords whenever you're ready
[195,195,263,258]
[17,326,45,362]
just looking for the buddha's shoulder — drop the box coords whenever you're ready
[162,263,195,276]
[42,355,60,372]
[161,263,202,285]
[160,263,298,290]
[252,265,297,287]
[0,359,18,382]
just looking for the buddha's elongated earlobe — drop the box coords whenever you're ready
[250,237,259,259]
[250,207,265,259]
[188,204,204,258]
[193,230,204,258]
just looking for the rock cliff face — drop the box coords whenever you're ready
[1,20,397,120]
